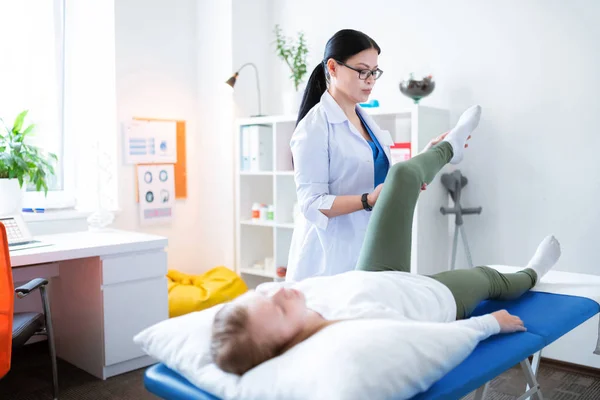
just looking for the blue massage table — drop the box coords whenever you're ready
[143,292,600,400]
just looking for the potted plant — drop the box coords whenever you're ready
[273,24,309,114]
[0,110,57,215]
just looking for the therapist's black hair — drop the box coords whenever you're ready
[295,29,381,126]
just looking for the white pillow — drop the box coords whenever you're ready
[134,307,485,400]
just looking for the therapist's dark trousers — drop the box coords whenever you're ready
[355,141,537,320]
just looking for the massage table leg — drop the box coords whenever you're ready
[525,350,542,400]
[518,357,544,400]
[473,382,489,400]
[531,351,542,375]
[524,350,543,400]
[471,352,544,400]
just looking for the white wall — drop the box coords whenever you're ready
[237,0,600,367]
[195,0,235,272]
[232,0,275,117]
[114,0,233,274]
[267,0,600,274]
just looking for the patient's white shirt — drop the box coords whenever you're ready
[257,270,501,357]
[257,270,458,323]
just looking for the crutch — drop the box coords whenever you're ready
[440,170,482,270]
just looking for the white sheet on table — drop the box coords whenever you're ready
[489,265,600,354]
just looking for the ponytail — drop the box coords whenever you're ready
[295,62,327,127]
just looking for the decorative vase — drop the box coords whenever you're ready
[0,179,24,215]
[282,82,306,116]
[399,73,436,104]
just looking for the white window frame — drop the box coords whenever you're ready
[23,0,76,210]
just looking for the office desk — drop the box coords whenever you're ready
[11,229,169,380]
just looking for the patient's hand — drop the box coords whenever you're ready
[491,310,526,333]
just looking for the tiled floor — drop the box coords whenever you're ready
[2,342,600,399]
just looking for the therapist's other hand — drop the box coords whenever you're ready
[492,310,526,333]
[423,131,471,152]
[367,184,384,207]
[428,131,449,149]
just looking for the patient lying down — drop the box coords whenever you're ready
[211,235,561,375]
[211,106,561,375]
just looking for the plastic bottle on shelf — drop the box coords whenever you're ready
[264,257,274,273]
[252,203,261,221]
[252,262,264,271]
[274,266,287,282]
[260,204,268,221]
[267,205,274,221]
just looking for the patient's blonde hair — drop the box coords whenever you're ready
[210,303,279,375]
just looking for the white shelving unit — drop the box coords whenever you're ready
[234,105,452,283]
[234,115,298,283]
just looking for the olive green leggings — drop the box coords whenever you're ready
[355,142,537,319]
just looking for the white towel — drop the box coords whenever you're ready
[489,265,600,354]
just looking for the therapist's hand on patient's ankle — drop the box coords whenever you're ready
[492,310,527,333]
[367,184,384,206]
[427,131,449,149]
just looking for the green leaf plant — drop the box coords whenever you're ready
[274,24,309,91]
[0,110,58,195]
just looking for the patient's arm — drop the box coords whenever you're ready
[451,310,525,341]
[450,314,501,341]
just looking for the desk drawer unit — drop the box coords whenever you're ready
[13,229,170,381]
[101,250,169,372]
[102,250,167,285]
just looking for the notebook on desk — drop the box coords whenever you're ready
[1,214,53,252]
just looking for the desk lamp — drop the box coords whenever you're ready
[225,63,264,117]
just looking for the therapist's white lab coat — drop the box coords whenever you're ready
[286,91,394,281]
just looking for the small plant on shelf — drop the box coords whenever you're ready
[273,24,309,91]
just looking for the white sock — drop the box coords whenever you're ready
[443,105,482,164]
[525,235,562,284]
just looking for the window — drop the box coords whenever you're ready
[2,0,118,213]
[0,0,74,209]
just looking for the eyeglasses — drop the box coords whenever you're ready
[336,61,383,80]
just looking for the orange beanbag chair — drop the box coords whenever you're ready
[167,266,248,318]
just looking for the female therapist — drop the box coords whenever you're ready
[286,29,447,281]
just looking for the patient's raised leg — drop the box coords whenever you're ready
[356,105,482,273]
[355,143,452,272]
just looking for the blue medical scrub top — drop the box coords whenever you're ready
[358,113,389,187]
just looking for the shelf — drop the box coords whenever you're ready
[366,108,412,118]
[237,114,297,126]
[239,171,273,176]
[239,170,294,176]
[240,220,295,229]
[277,222,295,229]
[239,268,275,279]
[235,107,416,126]
[240,220,274,227]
